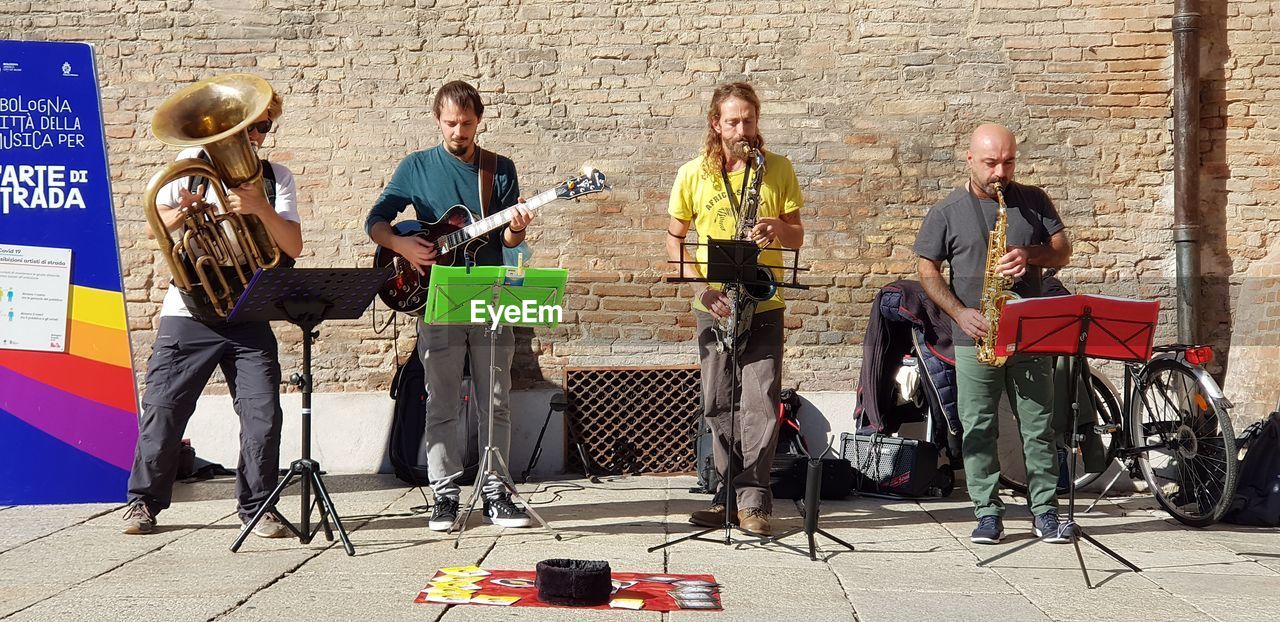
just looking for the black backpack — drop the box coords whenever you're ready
[1223,412,1280,527]
[388,350,430,485]
[387,347,479,487]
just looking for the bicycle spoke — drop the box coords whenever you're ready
[1191,459,1221,514]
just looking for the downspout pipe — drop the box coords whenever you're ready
[1172,0,1201,344]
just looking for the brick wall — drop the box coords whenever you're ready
[2,1,1276,417]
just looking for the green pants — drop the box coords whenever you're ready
[955,345,1059,518]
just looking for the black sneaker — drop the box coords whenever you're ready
[483,494,532,528]
[970,515,1004,544]
[1034,509,1072,544]
[429,496,459,532]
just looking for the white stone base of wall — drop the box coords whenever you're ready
[184,390,862,476]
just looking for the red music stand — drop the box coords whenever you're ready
[994,294,1159,363]
[979,294,1158,588]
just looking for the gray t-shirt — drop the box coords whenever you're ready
[913,182,1065,346]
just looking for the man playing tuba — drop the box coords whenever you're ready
[123,78,302,538]
[915,124,1072,545]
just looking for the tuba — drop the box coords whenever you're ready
[143,74,284,320]
[975,181,1018,366]
[713,143,778,354]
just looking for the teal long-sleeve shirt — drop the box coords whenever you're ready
[365,144,520,267]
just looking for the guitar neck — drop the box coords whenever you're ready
[454,187,558,243]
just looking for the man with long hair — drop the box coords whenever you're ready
[366,81,534,531]
[665,82,805,536]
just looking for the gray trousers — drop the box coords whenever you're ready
[695,308,784,513]
[416,321,513,500]
[128,316,282,520]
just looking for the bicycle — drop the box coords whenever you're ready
[998,344,1238,527]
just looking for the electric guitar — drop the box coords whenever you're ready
[373,167,608,315]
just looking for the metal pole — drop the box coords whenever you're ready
[1172,0,1201,344]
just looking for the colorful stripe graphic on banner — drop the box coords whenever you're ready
[0,40,138,504]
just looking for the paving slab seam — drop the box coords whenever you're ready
[818,531,862,622]
[208,541,334,622]
[210,487,416,621]
[0,504,122,556]
[0,529,185,621]
[438,537,499,621]
[915,500,1057,619]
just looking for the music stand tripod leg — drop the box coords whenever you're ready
[310,469,355,556]
[768,459,856,561]
[230,465,304,552]
[489,450,560,539]
[452,319,561,547]
[450,445,492,546]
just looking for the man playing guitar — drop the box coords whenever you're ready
[365,80,534,531]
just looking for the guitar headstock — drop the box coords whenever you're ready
[555,167,608,200]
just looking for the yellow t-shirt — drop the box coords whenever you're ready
[668,151,803,313]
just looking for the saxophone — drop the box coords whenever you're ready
[976,181,1018,366]
[713,143,777,354]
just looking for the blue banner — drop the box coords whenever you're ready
[0,40,121,291]
[0,40,137,505]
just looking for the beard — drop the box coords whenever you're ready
[445,140,471,157]
[723,135,762,160]
[970,172,1009,197]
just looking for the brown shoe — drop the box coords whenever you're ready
[121,502,155,535]
[689,504,737,528]
[737,508,773,536]
[247,512,290,539]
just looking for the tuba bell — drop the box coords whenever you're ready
[143,74,284,320]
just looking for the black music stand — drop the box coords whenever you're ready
[767,451,857,561]
[976,294,1158,588]
[521,391,568,484]
[652,238,807,552]
[228,267,387,556]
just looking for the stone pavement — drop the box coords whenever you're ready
[2,475,1277,621]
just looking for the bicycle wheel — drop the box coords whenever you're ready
[998,366,1122,493]
[1128,358,1238,527]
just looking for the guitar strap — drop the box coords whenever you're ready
[477,147,496,217]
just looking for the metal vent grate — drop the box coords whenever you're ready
[564,366,701,475]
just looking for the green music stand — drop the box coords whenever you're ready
[421,264,567,546]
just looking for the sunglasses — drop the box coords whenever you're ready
[247,119,274,134]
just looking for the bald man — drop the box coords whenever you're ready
[914,124,1072,545]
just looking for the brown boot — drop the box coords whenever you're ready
[689,504,736,528]
[737,508,773,536]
